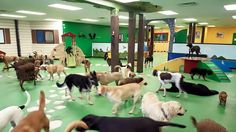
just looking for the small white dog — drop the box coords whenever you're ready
[153,70,186,97]
[98,82,145,114]
[0,91,30,131]
[141,92,186,122]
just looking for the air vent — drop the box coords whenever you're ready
[178,2,198,7]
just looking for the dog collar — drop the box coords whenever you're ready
[161,107,168,120]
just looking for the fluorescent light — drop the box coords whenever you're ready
[224,4,236,10]
[154,27,161,29]
[115,0,139,3]
[119,15,128,20]
[16,10,46,15]
[0,14,26,18]
[44,18,63,21]
[176,25,185,28]
[183,18,197,22]
[208,25,215,27]
[199,22,208,25]
[81,18,99,22]
[158,10,178,15]
[232,15,236,19]
[119,23,128,25]
[48,4,82,11]
[150,21,160,24]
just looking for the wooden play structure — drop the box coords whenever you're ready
[51,32,85,67]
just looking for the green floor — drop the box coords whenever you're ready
[1,52,236,132]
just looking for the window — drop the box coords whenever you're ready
[32,30,59,44]
[0,28,11,44]
[154,33,168,42]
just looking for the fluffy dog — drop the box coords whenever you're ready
[118,77,147,86]
[41,64,66,80]
[141,92,186,122]
[152,70,185,97]
[96,72,124,85]
[219,91,228,106]
[190,68,213,80]
[0,55,18,71]
[12,91,49,132]
[56,71,99,104]
[144,54,153,68]
[191,116,227,132]
[81,59,91,74]
[98,82,145,114]
[65,114,186,132]
[0,91,30,131]
[168,81,219,96]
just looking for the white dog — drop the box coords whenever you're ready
[141,92,186,122]
[0,91,31,131]
[98,82,145,114]
[153,70,186,97]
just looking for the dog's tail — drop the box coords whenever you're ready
[65,120,89,132]
[38,91,45,111]
[56,80,66,88]
[191,116,198,128]
[18,90,31,110]
[155,121,186,128]
[114,65,121,71]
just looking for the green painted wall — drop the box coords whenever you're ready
[174,29,187,43]
[63,21,130,57]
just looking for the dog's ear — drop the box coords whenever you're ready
[152,70,158,76]
[93,71,96,76]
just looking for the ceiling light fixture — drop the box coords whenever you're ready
[208,25,216,27]
[115,0,139,3]
[158,10,178,15]
[119,15,128,19]
[0,14,26,18]
[150,21,160,24]
[224,4,236,10]
[16,10,46,15]
[44,18,63,21]
[48,4,82,11]
[183,18,197,22]
[119,23,128,25]
[81,18,99,22]
[198,22,208,25]
[232,15,236,19]
[176,25,185,28]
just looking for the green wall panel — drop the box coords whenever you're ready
[174,29,187,43]
[63,21,130,57]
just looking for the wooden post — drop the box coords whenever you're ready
[137,14,144,73]
[149,25,154,56]
[128,11,136,71]
[201,26,205,43]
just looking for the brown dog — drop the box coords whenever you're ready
[41,64,66,80]
[191,116,227,132]
[81,59,91,74]
[118,77,147,86]
[12,91,49,132]
[97,72,124,85]
[0,54,18,71]
[219,91,228,106]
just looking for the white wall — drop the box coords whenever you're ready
[0,19,63,56]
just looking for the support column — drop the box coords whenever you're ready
[201,26,205,43]
[110,8,119,72]
[149,25,154,56]
[137,14,144,73]
[14,20,21,57]
[188,23,193,44]
[192,22,196,43]
[128,11,136,71]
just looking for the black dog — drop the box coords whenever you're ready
[186,43,201,57]
[190,68,213,80]
[104,52,123,67]
[56,71,99,104]
[66,114,186,132]
[167,81,218,96]
[144,55,153,68]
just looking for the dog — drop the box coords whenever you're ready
[118,77,147,86]
[152,70,185,97]
[65,114,186,132]
[40,64,66,80]
[56,71,99,104]
[168,81,219,96]
[96,72,124,85]
[115,63,135,78]
[0,54,18,71]
[191,116,227,132]
[144,54,153,68]
[190,68,213,80]
[219,91,228,106]
[12,91,49,132]
[81,59,91,74]
[141,92,186,122]
[98,82,146,114]
[186,43,201,57]
[104,52,123,67]
[0,91,30,131]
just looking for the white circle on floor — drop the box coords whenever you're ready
[95,64,101,66]
[59,90,66,94]
[50,120,62,130]
[47,109,55,113]
[49,89,56,93]
[49,94,58,98]
[62,95,70,100]
[27,106,38,112]
[37,98,51,105]
[55,105,66,110]
[47,114,52,119]
[53,101,64,105]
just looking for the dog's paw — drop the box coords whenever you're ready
[128,111,134,114]
[176,95,180,98]
[88,102,93,105]
[163,94,166,97]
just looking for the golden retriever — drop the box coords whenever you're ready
[41,64,66,80]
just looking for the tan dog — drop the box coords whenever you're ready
[98,82,145,114]
[97,72,124,85]
[191,116,227,132]
[41,64,66,80]
[0,54,18,71]
[12,91,49,132]
[81,59,91,74]
[219,91,228,106]
[114,63,135,78]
